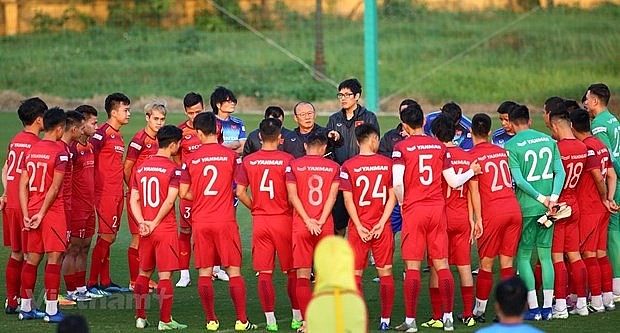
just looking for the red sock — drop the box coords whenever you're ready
[258,272,275,313]
[570,259,588,297]
[404,270,421,318]
[500,267,514,280]
[6,258,22,307]
[198,276,217,322]
[598,256,613,293]
[45,263,61,301]
[128,247,139,283]
[178,233,191,270]
[229,276,248,322]
[553,262,568,299]
[475,269,493,301]
[584,257,602,296]
[534,261,542,292]
[64,273,76,293]
[134,275,149,319]
[21,262,38,300]
[429,287,442,320]
[100,246,112,286]
[379,275,394,319]
[157,278,174,323]
[461,285,474,317]
[76,270,87,288]
[436,268,454,313]
[287,271,299,310]
[355,275,363,296]
[296,277,312,318]
[88,237,111,286]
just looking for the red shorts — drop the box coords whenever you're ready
[126,198,140,235]
[252,215,293,272]
[580,212,610,252]
[292,221,334,269]
[26,210,68,253]
[139,230,180,272]
[179,199,192,229]
[68,209,96,239]
[552,206,580,253]
[477,208,522,259]
[3,208,26,252]
[348,221,394,270]
[95,196,123,234]
[401,206,448,261]
[192,222,242,268]
[446,215,471,266]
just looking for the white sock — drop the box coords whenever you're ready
[555,298,567,310]
[67,290,76,296]
[405,317,415,325]
[292,309,302,321]
[380,317,390,325]
[613,278,620,295]
[77,286,87,293]
[576,297,587,309]
[542,289,554,308]
[442,312,453,322]
[475,298,487,314]
[180,269,190,280]
[21,298,32,312]
[603,291,613,305]
[265,312,276,325]
[45,300,58,315]
[213,266,220,274]
[591,295,603,308]
[527,290,539,309]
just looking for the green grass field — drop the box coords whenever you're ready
[2,111,620,332]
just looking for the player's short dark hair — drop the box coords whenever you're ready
[544,96,566,114]
[563,99,580,112]
[338,78,362,95]
[306,130,328,147]
[65,110,85,131]
[194,112,218,136]
[18,97,47,126]
[588,83,611,106]
[210,86,237,114]
[293,101,315,115]
[44,107,67,132]
[495,277,528,317]
[549,108,570,126]
[400,104,424,129]
[497,101,518,115]
[264,106,284,119]
[183,92,203,109]
[355,123,379,144]
[441,102,462,125]
[157,125,183,148]
[259,118,282,142]
[431,114,456,143]
[471,113,492,138]
[75,105,98,118]
[399,99,418,113]
[104,92,130,117]
[508,104,529,125]
[57,314,89,333]
[569,108,591,133]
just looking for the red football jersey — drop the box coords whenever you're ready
[235,149,294,216]
[557,138,588,208]
[126,129,159,166]
[340,154,393,229]
[180,143,240,223]
[177,121,202,165]
[131,156,180,233]
[286,155,340,231]
[442,146,470,218]
[70,141,95,210]
[4,131,40,209]
[90,123,125,198]
[577,136,610,214]
[23,140,69,214]
[57,140,73,212]
[392,135,452,208]
[469,142,518,209]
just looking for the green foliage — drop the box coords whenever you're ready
[31,6,96,33]
[381,0,427,18]
[107,0,173,27]
[194,1,246,32]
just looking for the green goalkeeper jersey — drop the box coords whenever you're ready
[591,109,620,175]
[505,129,565,217]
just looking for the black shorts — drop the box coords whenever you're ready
[332,191,350,232]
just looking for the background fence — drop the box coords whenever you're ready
[0,0,619,112]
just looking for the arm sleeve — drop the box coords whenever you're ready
[551,146,566,199]
[339,165,352,191]
[510,166,543,200]
[393,164,405,204]
[442,168,474,188]
[239,122,247,140]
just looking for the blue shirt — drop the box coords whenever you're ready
[424,111,473,150]
[217,115,246,145]
[492,128,514,148]
[476,323,543,333]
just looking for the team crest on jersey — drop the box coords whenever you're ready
[231,125,237,130]
[80,151,85,155]
[146,144,152,148]
[355,121,364,127]
[290,138,297,142]
[336,123,343,127]
[185,135,192,140]
[111,134,115,139]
